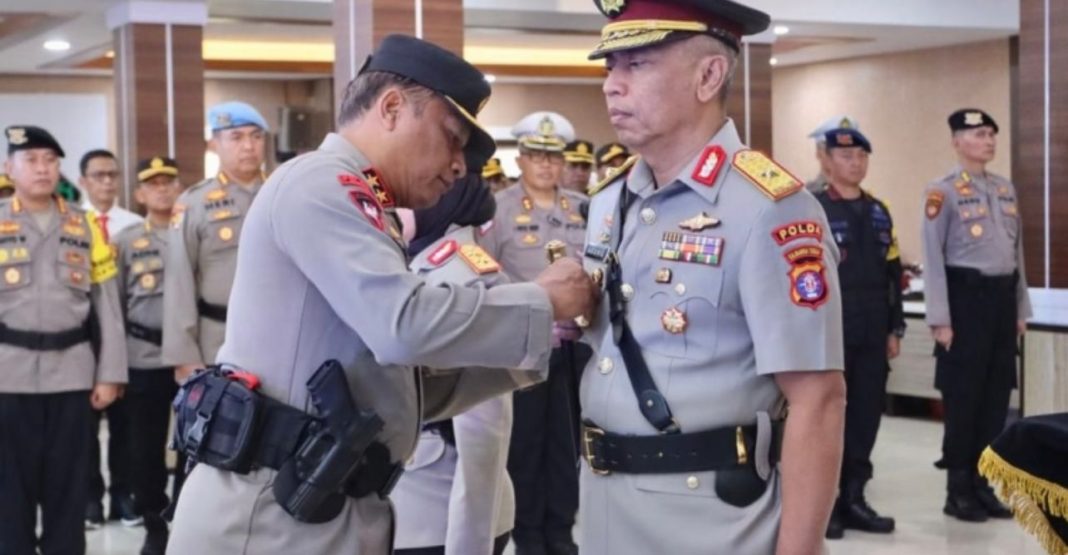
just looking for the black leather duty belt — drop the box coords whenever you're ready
[581,420,784,476]
[197,298,228,323]
[127,322,163,346]
[0,320,91,351]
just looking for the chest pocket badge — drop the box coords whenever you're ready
[207,209,242,249]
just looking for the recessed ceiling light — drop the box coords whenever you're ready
[43,39,71,52]
[773,25,790,36]
[484,74,497,83]
[769,57,779,66]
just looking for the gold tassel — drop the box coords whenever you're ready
[979,447,1068,555]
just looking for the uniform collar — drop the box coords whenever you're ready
[320,132,372,170]
[627,118,744,207]
[12,194,67,215]
[217,169,267,188]
[517,181,571,213]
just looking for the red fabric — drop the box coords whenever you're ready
[612,0,742,40]
[97,213,110,243]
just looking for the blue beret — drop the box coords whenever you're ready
[824,128,872,154]
[208,101,268,133]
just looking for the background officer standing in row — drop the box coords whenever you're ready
[0,125,127,555]
[479,111,589,555]
[168,35,595,555]
[562,140,595,194]
[805,115,860,193]
[923,108,1030,523]
[113,157,183,555]
[482,158,510,194]
[593,141,630,183]
[80,148,143,529]
[163,100,268,382]
[815,128,903,539]
[0,173,14,198]
[579,1,845,553]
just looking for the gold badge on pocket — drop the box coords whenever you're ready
[219,226,234,242]
[971,224,983,238]
[140,273,157,290]
[4,267,19,285]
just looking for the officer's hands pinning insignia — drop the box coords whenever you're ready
[338,173,385,231]
[784,245,828,310]
[926,191,944,220]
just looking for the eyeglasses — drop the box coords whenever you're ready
[87,171,120,181]
[523,151,565,166]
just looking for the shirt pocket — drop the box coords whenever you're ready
[203,210,243,252]
[642,265,725,359]
[0,255,32,291]
[510,224,545,250]
[999,198,1020,240]
[956,200,991,242]
[57,246,91,293]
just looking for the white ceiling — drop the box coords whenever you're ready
[0,0,1021,75]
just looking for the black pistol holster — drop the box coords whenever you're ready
[172,360,400,524]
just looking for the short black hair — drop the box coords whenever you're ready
[337,71,434,126]
[79,149,116,176]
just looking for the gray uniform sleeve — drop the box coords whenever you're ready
[1015,225,1033,320]
[91,254,128,385]
[739,194,844,375]
[162,195,205,366]
[446,394,511,554]
[922,182,952,327]
[272,161,553,372]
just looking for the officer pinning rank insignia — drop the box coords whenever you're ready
[659,232,723,266]
[784,245,828,310]
[733,150,803,201]
[691,145,727,187]
[926,191,945,220]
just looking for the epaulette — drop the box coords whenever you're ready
[732,150,803,201]
[587,155,638,197]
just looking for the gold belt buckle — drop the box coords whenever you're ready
[582,425,611,476]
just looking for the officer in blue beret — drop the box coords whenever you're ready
[814,127,903,539]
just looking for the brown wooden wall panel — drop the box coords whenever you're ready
[725,43,772,154]
[171,25,206,184]
[1016,0,1068,287]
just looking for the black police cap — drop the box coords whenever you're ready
[136,156,179,182]
[824,128,872,154]
[948,109,999,134]
[359,34,495,168]
[6,125,65,158]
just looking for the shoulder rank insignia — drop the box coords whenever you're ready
[691,146,726,187]
[732,150,802,201]
[587,155,638,197]
[338,173,385,231]
[427,239,459,267]
[459,243,500,274]
[133,237,151,250]
[0,220,19,234]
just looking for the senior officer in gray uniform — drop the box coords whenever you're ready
[394,178,516,555]
[478,111,589,555]
[163,101,268,381]
[923,108,1030,523]
[113,156,183,555]
[579,2,846,554]
[0,125,127,555]
[167,35,595,555]
[805,116,860,193]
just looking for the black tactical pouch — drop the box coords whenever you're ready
[714,411,778,508]
[172,368,265,473]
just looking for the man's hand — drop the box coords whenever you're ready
[552,320,584,348]
[175,363,202,384]
[887,335,901,360]
[90,383,122,410]
[535,258,596,320]
[932,325,953,350]
[1017,319,1027,337]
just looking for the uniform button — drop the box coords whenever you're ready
[674,283,686,296]
[621,283,635,301]
[598,357,614,374]
[640,207,657,225]
[686,475,700,490]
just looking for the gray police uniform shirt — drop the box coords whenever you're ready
[168,133,553,555]
[162,173,263,367]
[114,221,168,369]
[394,226,523,554]
[0,196,127,393]
[922,167,1032,327]
[478,182,588,281]
[579,120,844,555]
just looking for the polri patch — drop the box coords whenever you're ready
[926,191,944,220]
[772,221,823,245]
[784,245,828,310]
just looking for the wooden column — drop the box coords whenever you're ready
[109,2,206,206]
[727,42,773,154]
[1015,0,1068,288]
[332,0,464,114]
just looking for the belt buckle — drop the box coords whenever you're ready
[582,425,611,476]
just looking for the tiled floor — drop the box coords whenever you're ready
[86,416,1048,554]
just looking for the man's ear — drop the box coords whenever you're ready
[695,55,728,104]
[378,88,404,131]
